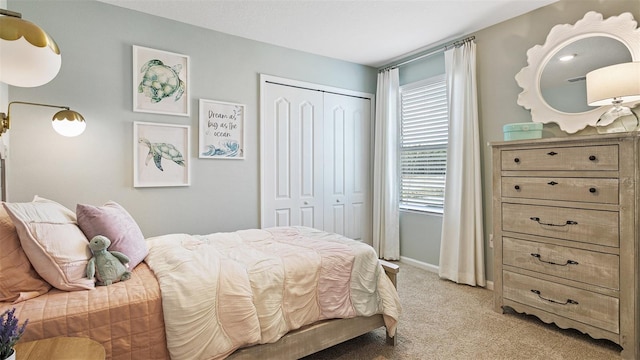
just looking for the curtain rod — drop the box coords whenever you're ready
[379,35,475,72]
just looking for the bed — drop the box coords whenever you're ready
[0,198,401,360]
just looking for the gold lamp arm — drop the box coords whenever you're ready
[0,9,21,18]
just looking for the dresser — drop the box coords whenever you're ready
[492,134,639,359]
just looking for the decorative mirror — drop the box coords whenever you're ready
[515,11,640,134]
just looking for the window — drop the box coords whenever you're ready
[399,75,448,213]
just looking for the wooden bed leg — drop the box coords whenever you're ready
[386,333,397,346]
[379,259,400,346]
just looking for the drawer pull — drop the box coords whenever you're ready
[547,151,557,156]
[529,217,578,227]
[531,289,579,305]
[514,185,520,190]
[514,158,520,163]
[530,253,579,266]
[589,155,597,161]
[547,181,558,186]
[589,187,597,193]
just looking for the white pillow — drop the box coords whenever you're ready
[3,196,94,291]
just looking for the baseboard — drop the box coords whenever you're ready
[399,256,439,274]
[399,256,495,291]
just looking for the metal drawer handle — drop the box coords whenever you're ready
[547,151,557,156]
[514,157,520,163]
[514,185,520,190]
[530,217,578,227]
[530,253,579,266]
[589,155,597,161]
[547,181,558,186]
[531,289,579,305]
[589,187,597,193]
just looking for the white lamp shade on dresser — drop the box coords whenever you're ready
[586,62,640,106]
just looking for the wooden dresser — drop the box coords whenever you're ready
[492,134,639,359]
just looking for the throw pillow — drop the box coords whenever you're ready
[0,206,51,302]
[3,196,94,291]
[76,201,148,269]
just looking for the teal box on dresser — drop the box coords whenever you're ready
[503,122,543,141]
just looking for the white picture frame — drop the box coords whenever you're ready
[133,121,191,187]
[198,99,245,159]
[133,45,190,116]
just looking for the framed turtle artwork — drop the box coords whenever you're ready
[133,121,191,187]
[133,45,190,116]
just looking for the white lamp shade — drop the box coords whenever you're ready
[51,110,86,137]
[0,16,61,87]
[586,62,640,106]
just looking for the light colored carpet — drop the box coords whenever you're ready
[303,262,622,360]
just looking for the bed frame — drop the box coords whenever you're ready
[229,260,399,359]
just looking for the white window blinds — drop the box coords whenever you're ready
[399,75,448,213]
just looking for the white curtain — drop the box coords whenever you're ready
[372,68,400,260]
[438,41,486,286]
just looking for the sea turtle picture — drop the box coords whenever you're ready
[138,59,185,103]
[139,137,185,171]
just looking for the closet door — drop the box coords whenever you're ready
[262,82,324,228]
[323,93,372,242]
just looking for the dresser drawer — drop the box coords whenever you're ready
[502,203,619,247]
[501,145,618,171]
[501,177,618,204]
[503,237,619,289]
[503,271,619,334]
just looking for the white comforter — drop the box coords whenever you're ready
[144,226,401,360]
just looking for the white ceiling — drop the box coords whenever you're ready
[98,0,559,67]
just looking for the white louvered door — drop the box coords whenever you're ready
[323,93,371,242]
[262,82,324,228]
[261,76,373,243]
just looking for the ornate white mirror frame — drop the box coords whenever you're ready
[515,11,640,134]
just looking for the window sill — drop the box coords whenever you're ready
[399,206,443,216]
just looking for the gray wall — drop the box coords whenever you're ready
[396,0,639,282]
[5,0,377,237]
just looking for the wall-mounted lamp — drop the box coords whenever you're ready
[1,101,86,137]
[0,8,61,87]
[587,61,640,131]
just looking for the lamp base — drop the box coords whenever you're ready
[595,105,639,133]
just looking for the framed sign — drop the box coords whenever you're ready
[133,45,190,116]
[134,121,191,187]
[199,99,245,159]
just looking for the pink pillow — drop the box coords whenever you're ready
[0,205,51,302]
[76,201,148,269]
[3,196,94,291]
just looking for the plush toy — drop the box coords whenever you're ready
[86,235,131,286]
